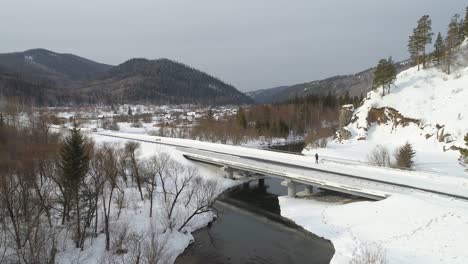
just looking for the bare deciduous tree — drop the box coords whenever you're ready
[124,142,144,201]
[161,163,196,230]
[178,178,219,232]
[367,146,391,167]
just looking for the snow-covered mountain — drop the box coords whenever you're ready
[305,41,468,177]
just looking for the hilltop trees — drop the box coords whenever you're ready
[408,15,433,70]
[417,15,434,69]
[445,14,463,75]
[408,29,420,70]
[373,58,397,96]
[405,7,468,74]
[463,7,468,38]
[432,32,445,66]
[405,8,468,74]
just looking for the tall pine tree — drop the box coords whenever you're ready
[445,14,462,75]
[416,15,434,68]
[384,57,397,94]
[236,107,247,129]
[463,7,468,39]
[373,58,397,96]
[60,122,90,248]
[433,32,445,66]
[408,29,420,70]
[408,15,433,70]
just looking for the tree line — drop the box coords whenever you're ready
[190,92,361,145]
[373,7,468,96]
[408,9,468,74]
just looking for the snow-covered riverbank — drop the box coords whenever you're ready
[279,192,468,263]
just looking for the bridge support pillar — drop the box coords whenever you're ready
[222,166,234,180]
[287,180,296,198]
[258,178,265,188]
[304,185,313,196]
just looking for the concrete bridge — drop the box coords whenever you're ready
[179,147,468,201]
[91,132,468,201]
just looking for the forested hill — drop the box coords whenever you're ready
[75,58,253,105]
[247,61,411,104]
[0,50,252,105]
[0,49,112,83]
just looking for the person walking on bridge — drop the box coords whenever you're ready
[315,153,319,164]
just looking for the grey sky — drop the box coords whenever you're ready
[1,0,466,92]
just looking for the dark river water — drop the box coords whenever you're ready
[175,177,335,264]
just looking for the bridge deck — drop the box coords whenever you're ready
[91,132,468,201]
[180,147,468,201]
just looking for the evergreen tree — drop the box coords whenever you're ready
[236,107,247,129]
[373,59,387,96]
[59,122,90,248]
[394,142,416,169]
[384,57,397,94]
[433,32,445,66]
[460,133,468,169]
[463,7,468,39]
[207,108,214,120]
[445,14,462,75]
[416,15,434,68]
[373,58,396,96]
[408,30,420,70]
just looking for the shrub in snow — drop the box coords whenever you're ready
[319,137,328,148]
[367,145,391,167]
[394,142,416,169]
[350,244,387,264]
[111,221,130,254]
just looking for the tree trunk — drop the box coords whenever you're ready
[75,192,81,248]
[131,157,144,201]
[422,44,426,68]
[94,195,98,236]
[149,183,154,218]
[104,213,110,251]
[416,49,420,71]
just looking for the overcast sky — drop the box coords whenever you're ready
[1,1,466,91]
